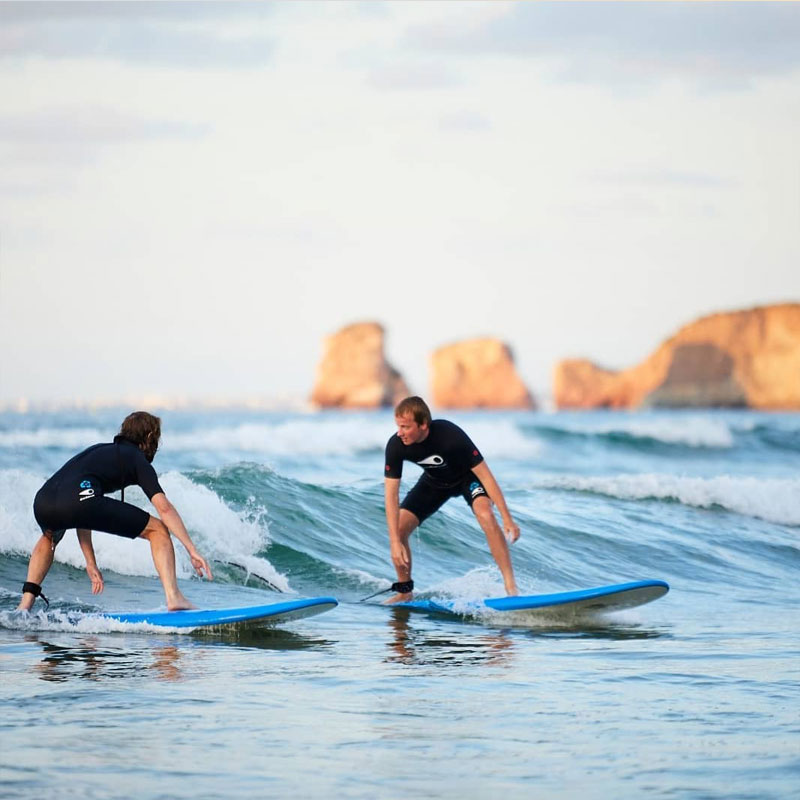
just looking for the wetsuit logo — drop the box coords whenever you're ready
[417,455,445,467]
[469,481,486,498]
[78,480,95,502]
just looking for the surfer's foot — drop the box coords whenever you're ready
[505,584,519,597]
[384,592,413,605]
[17,596,34,612]
[167,594,196,611]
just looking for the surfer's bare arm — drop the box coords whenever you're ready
[384,478,409,569]
[150,492,213,580]
[471,461,520,543]
[77,528,104,595]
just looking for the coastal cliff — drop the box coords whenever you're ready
[310,322,410,408]
[430,338,535,409]
[554,303,800,410]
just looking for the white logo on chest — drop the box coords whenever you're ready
[417,455,445,467]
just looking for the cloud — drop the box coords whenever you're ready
[590,169,738,190]
[438,110,491,133]
[0,106,207,144]
[0,106,208,169]
[0,1,275,68]
[368,60,462,91]
[404,3,800,90]
[0,0,277,24]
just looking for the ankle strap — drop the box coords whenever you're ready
[22,581,50,610]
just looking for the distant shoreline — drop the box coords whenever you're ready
[0,394,313,414]
[2,397,792,415]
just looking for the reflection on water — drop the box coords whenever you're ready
[530,623,672,641]
[150,644,183,681]
[31,635,193,683]
[384,608,670,667]
[192,626,334,651]
[384,609,515,668]
[480,606,674,637]
[28,626,334,684]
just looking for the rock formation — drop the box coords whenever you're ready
[310,322,411,408]
[430,338,535,409]
[554,303,800,410]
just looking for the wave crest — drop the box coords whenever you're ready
[534,416,735,449]
[536,473,800,526]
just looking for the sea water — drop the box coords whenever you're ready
[1,407,798,799]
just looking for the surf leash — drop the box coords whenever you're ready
[218,561,283,593]
[359,579,414,602]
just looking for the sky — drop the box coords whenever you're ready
[1,1,799,408]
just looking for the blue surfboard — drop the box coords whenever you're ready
[391,580,669,617]
[100,596,338,629]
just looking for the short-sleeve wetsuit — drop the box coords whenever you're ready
[384,419,487,523]
[33,436,164,543]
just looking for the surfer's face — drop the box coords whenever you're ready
[396,414,428,445]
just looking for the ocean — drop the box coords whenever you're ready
[1,407,798,799]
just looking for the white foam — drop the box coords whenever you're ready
[454,419,544,460]
[536,473,800,526]
[424,566,507,602]
[564,416,735,448]
[219,554,290,593]
[0,416,545,461]
[0,419,385,456]
[165,419,390,457]
[333,566,388,588]
[419,568,561,620]
[0,427,110,449]
[167,417,542,461]
[0,608,190,635]
[0,469,48,553]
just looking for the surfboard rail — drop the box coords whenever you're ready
[391,580,669,617]
[100,596,338,629]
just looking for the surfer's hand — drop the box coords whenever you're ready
[87,565,104,595]
[390,541,410,570]
[504,520,520,544]
[190,552,213,580]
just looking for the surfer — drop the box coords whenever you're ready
[17,411,213,612]
[383,396,520,603]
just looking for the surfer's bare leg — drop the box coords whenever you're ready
[140,517,195,611]
[386,509,419,604]
[472,497,519,596]
[17,533,57,611]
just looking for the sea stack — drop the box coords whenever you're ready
[430,338,535,409]
[554,303,800,410]
[310,321,411,408]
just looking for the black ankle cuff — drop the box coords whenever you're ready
[391,580,414,593]
[22,582,49,609]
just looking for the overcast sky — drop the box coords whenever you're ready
[1,1,798,407]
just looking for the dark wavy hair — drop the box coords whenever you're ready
[119,411,161,463]
[394,396,432,427]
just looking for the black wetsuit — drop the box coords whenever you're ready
[384,419,487,523]
[33,436,164,543]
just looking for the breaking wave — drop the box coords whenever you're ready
[535,473,800,526]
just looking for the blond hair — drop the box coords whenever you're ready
[394,396,432,426]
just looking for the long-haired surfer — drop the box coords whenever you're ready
[17,411,212,612]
